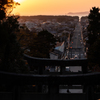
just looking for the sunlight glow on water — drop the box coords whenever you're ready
[14,0,24,3]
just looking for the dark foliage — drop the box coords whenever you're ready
[87,7,100,71]
[0,0,29,73]
[0,0,20,20]
[27,30,56,58]
[0,16,29,73]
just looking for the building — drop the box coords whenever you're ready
[50,42,65,60]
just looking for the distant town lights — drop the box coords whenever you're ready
[70,47,72,49]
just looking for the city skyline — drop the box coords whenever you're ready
[12,0,100,16]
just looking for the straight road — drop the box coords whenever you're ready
[60,23,84,93]
[68,22,85,59]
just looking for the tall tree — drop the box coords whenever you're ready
[87,7,100,71]
[27,30,56,58]
[16,24,31,50]
[0,0,29,73]
[87,7,100,46]
[0,0,19,20]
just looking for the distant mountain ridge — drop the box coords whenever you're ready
[67,11,89,15]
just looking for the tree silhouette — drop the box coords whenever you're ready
[87,7,100,46]
[0,0,19,20]
[0,0,29,73]
[87,7,100,71]
[26,30,56,58]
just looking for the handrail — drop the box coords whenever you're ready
[0,55,90,85]
[0,71,100,85]
[23,54,87,66]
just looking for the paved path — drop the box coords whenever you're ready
[68,22,85,59]
[61,23,84,93]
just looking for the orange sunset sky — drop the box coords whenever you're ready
[12,0,100,16]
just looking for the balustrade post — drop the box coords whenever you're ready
[37,84,43,93]
[48,84,59,94]
[13,85,21,100]
[38,66,44,75]
[85,85,94,100]
[82,64,87,73]
[60,66,65,75]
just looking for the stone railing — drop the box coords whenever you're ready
[0,55,100,100]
